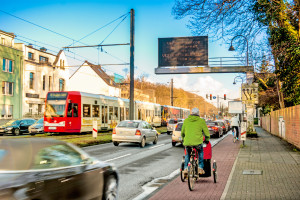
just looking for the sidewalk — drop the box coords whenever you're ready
[148,127,300,200]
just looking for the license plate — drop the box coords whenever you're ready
[49,127,56,130]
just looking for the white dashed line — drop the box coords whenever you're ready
[149,144,165,149]
[104,153,131,162]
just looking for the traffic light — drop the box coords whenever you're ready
[210,94,212,100]
[224,94,226,100]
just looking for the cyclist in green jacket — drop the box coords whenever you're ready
[181,108,210,175]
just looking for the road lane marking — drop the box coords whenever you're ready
[149,144,165,149]
[104,153,131,162]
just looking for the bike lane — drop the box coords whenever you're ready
[148,134,241,200]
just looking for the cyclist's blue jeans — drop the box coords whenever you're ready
[184,144,204,169]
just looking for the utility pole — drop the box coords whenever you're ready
[129,9,135,120]
[170,78,173,106]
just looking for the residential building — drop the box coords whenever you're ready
[0,30,23,124]
[18,44,69,117]
[69,61,121,97]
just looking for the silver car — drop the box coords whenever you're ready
[167,119,183,135]
[172,122,183,147]
[112,120,158,148]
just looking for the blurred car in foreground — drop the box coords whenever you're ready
[207,121,223,138]
[112,120,158,148]
[0,118,36,136]
[172,122,183,147]
[0,138,118,200]
[28,118,44,135]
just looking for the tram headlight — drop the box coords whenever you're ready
[59,121,65,126]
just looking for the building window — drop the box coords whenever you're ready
[0,105,13,119]
[2,81,13,96]
[1,38,5,45]
[102,106,108,123]
[38,104,42,114]
[29,103,33,114]
[114,107,118,120]
[28,52,34,60]
[29,72,34,89]
[59,79,65,91]
[2,58,13,73]
[39,56,48,64]
[109,106,113,120]
[42,75,46,90]
[49,76,52,91]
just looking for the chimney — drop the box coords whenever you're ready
[40,47,47,52]
[28,43,33,48]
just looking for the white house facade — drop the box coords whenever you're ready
[69,61,121,97]
[17,44,69,117]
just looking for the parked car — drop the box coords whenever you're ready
[112,120,158,148]
[0,138,119,200]
[0,118,36,136]
[207,121,223,138]
[167,118,181,135]
[172,122,184,147]
[216,120,228,134]
[29,118,44,135]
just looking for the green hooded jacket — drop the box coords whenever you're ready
[181,115,210,146]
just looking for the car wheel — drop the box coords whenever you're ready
[140,137,146,148]
[113,142,119,146]
[153,135,158,145]
[30,133,36,136]
[103,175,118,200]
[14,128,20,136]
[172,142,176,147]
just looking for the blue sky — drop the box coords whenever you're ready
[0,0,247,108]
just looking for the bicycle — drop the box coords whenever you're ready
[180,143,217,191]
[232,126,239,143]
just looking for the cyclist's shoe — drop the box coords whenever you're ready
[198,168,205,175]
[183,168,188,179]
[236,137,239,141]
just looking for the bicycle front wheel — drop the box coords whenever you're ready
[188,165,195,191]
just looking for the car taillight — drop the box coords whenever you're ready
[207,125,211,128]
[135,130,141,135]
[175,124,178,129]
[112,128,116,134]
[212,127,218,131]
[223,126,225,129]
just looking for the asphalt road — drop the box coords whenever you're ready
[83,132,229,200]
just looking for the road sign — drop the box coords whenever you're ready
[213,96,216,99]
[241,122,247,141]
[242,83,259,104]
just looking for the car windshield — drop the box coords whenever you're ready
[35,118,44,124]
[7,120,21,126]
[169,119,177,124]
[45,100,66,117]
[118,121,140,128]
[207,123,216,127]
[175,123,183,131]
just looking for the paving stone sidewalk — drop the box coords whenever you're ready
[148,127,300,200]
[223,127,300,200]
[148,134,241,200]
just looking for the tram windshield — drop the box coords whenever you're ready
[45,100,66,117]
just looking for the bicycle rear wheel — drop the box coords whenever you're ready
[213,160,217,183]
[188,165,195,191]
[180,161,186,182]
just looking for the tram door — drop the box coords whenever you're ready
[101,105,108,130]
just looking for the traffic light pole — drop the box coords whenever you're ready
[129,9,135,120]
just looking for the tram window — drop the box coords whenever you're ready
[114,107,118,120]
[73,104,78,117]
[92,105,100,117]
[126,108,129,120]
[67,104,72,117]
[109,106,113,120]
[83,104,91,117]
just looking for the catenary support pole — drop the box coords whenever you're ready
[129,9,135,120]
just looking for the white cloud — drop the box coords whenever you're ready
[173,75,241,108]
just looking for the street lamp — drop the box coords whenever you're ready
[229,35,249,66]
